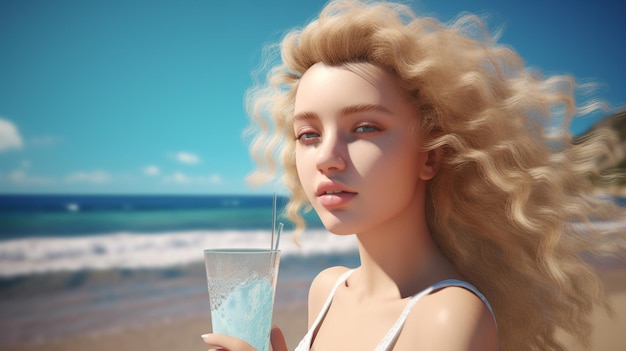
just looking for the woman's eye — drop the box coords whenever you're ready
[354,124,381,133]
[295,131,321,143]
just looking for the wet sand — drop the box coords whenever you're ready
[1,304,307,351]
[3,267,625,351]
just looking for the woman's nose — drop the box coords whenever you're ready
[316,133,346,174]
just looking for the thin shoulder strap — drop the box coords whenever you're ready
[309,269,355,331]
[373,279,498,351]
[294,269,354,351]
[433,279,496,320]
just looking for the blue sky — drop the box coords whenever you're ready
[1,0,624,195]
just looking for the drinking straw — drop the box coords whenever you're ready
[274,222,283,252]
[271,193,276,250]
[269,193,283,251]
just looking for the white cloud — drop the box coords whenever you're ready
[143,165,160,176]
[0,161,54,185]
[0,118,24,152]
[166,171,190,184]
[207,174,222,184]
[65,170,112,184]
[163,172,222,185]
[8,170,54,185]
[173,151,201,165]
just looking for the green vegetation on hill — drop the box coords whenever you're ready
[578,109,626,188]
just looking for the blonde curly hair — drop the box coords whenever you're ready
[245,1,626,350]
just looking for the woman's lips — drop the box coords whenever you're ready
[318,190,357,208]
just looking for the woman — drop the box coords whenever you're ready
[204,1,626,350]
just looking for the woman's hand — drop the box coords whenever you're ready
[201,327,288,351]
[201,333,254,351]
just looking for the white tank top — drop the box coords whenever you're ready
[294,269,497,351]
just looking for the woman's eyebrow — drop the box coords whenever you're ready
[293,111,317,121]
[293,103,393,121]
[340,103,393,116]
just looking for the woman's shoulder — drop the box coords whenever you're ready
[306,266,352,327]
[397,284,498,351]
[308,266,352,304]
[310,266,352,289]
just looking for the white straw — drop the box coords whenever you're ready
[275,222,283,251]
[271,193,277,250]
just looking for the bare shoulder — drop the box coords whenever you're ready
[306,266,352,327]
[397,286,498,351]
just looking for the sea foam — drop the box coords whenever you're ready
[0,229,357,277]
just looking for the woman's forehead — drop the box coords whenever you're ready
[303,61,396,87]
[296,62,406,106]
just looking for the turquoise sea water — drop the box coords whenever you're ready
[0,194,323,238]
[0,194,331,276]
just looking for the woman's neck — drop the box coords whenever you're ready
[352,209,460,301]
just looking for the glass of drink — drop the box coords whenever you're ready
[203,248,280,351]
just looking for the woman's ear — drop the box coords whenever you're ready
[419,147,441,180]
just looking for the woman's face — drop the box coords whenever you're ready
[293,62,435,235]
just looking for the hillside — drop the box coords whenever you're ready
[577,108,626,194]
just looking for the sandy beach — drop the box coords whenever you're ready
[2,300,308,351]
[4,266,625,351]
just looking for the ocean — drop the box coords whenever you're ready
[0,194,360,347]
